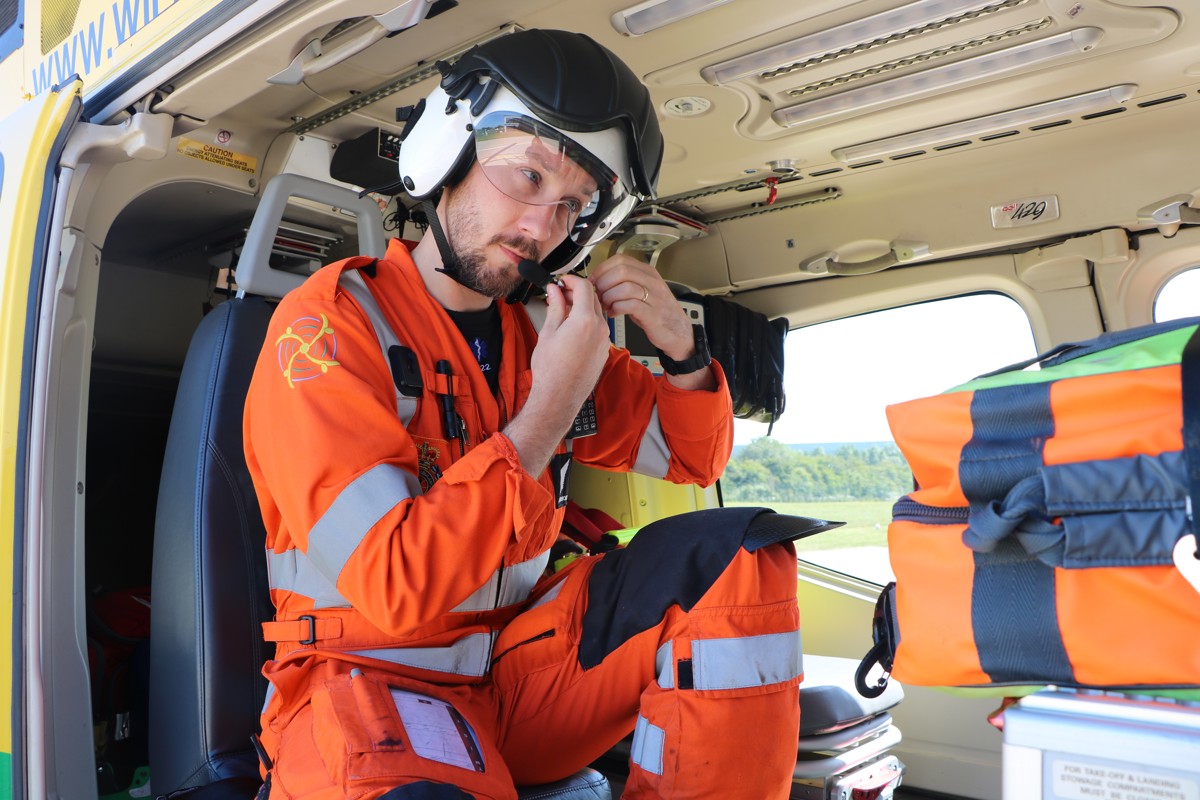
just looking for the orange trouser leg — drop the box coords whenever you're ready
[493,542,802,799]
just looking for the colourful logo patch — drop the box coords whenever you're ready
[417,442,444,492]
[277,314,340,388]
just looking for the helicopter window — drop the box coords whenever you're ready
[727,293,1037,585]
[1154,267,1200,323]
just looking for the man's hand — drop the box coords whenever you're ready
[504,274,611,475]
[589,253,715,391]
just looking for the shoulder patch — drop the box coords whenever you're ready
[276,314,340,388]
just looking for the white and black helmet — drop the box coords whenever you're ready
[398,29,663,277]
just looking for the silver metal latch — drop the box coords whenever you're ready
[1137,195,1200,238]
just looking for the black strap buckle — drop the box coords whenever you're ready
[298,614,317,646]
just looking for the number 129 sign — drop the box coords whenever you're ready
[990,195,1060,229]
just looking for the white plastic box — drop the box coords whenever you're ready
[1003,689,1200,800]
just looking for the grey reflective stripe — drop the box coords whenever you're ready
[451,551,552,612]
[307,463,422,585]
[344,632,495,678]
[632,405,670,479]
[266,547,351,609]
[528,578,566,610]
[261,681,276,715]
[339,270,418,428]
[631,715,665,776]
[498,551,551,607]
[655,641,674,689]
[691,631,803,691]
[450,572,500,614]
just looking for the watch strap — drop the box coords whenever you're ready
[657,324,712,376]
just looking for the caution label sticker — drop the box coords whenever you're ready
[1051,756,1199,800]
[177,138,258,174]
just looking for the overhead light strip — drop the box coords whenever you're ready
[701,0,1027,85]
[772,28,1103,129]
[831,85,1138,163]
[611,0,737,37]
[789,17,1051,98]
[287,24,519,135]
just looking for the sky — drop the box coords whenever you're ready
[734,271,1200,446]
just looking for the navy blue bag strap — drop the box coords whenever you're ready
[1182,324,1200,542]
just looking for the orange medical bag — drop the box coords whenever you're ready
[859,317,1200,690]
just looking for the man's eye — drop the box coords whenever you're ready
[519,168,542,188]
[565,199,582,215]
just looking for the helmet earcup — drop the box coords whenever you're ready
[397,86,476,198]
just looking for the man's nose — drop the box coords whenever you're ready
[517,201,562,242]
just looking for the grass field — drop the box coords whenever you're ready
[726,499,893,552]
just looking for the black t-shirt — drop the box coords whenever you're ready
[446,303,502,395]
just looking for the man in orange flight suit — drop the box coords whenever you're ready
[244,29,803,800]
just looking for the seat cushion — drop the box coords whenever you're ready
[800,654,904,737]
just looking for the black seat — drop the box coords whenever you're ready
[149,173,610,800]
[150,295,277,792]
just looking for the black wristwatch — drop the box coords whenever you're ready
[657,324,712,376]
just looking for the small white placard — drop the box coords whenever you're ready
[1051,757,1199,800]
[991,195,1060,228]
[391,689,485,772]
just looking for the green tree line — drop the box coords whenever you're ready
[722,438,913,502]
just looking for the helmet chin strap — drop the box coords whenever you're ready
[424,195,552,304]
[423,198,472,289]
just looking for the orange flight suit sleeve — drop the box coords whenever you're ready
[573,347,733,486]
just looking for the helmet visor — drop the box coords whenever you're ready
[473,111,635,247]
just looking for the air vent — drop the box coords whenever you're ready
[1138,93,1186,108]
[1080,107,1126,120]
[1028,119,1071,131]
[289,22,520,135]
[811,89,1194,180]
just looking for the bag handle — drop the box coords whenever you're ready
[1182,325,1200,545]
[974,316,1200,380]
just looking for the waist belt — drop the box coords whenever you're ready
[262,615,344,646]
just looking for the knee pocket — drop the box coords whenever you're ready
[304,673,514,799]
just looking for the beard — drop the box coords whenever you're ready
[445,187,540,299]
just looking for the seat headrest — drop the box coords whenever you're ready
[236,173,388,298]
